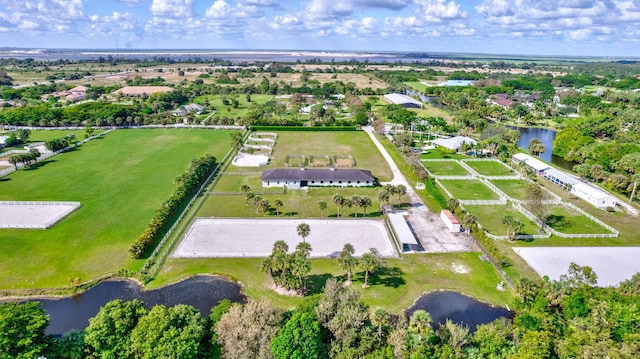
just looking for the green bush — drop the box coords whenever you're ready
[424,178,447,210]
[249,126,357,132]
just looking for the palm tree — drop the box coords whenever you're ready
[296,223,310,243]
[395,184,407,204]
[253,195,263,213]
[317,201,327,218]
[296,241,312,257]
[378,190,390,206]
[446,198,459,212]
[274,199,283,216]
[240,185,250,195]
[290,251,311,293]
[371,309,390,341]
[360,248,384,288]
[259,199,270,215]
[332,194,345,218]
[360,196,372,217]
[462,214,476,235]
[350,195,361,218]
[338,243,358,284]
[245,192,255,208]
[501,215,514,240]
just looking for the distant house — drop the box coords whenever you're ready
[570,183,617,209]
[261,168,375,189]
[432,136,476,151]
[383,93,422,108]
[488,93,514,108]
[111,86,174,97]
[173,103,205,116]
[512,153,549,174]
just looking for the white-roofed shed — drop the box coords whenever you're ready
[432,136,477,151]
[384,93,422,108]
[512,153,550,174]
[387,212,419,252]
[571,183,617,209]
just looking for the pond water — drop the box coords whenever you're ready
[406,291,511,333]
[12,276,245,336]
[508,126,575,171]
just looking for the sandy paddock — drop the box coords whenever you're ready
[173,218,397,258]
[0,201,81,229]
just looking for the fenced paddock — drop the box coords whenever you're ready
[513,247,640,287]
[0,201,81,229]
[173,218,397,258]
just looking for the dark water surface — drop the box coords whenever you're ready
[509,126,576,170]
[406,291,511,332]
[12,276,245,335]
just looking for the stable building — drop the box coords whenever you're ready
[432,136,477,151]
[261,168,375,189]
[542,168,580,189]
[387,212,420,252]
[512,153,550,174]
[571,182,617,209]
[383,93,422,108]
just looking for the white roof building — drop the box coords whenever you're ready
[543,168,580,189]
[388,212,419,252]
[383,93,422,108]
[440,210,461,233]
[571,183,617,209]
[432,136,477,151]
[512,153,550,173]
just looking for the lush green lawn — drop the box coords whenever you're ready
[420,149,467,160]
[439,180,500,201]
[490,180,530,200]
[0,129,232,289]
[464,160,515,176]
[230,131,393,182]
[194,94,274,118]
[151,252,513,312]
[547,206,615,235]
[404,81,431,92]
[422,160,470,176]
[465,205,542,236]
[1,129,91,152]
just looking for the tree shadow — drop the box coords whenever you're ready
[356,266,406,288]
[283,211,299,217]
[546,214,568,230]
[306,273,333,295]
[23,160,56,171]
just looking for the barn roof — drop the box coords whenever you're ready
[262,168,374,182]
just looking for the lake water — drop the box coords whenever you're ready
[10,276,245,335]
[406,291,511,332]
[510,126,575,170]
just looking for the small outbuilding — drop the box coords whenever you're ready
[512,153,550,174]
[432,136,477,151]
[440,210,461,232]
[383,93,422,108]
[388,212,420,252]
[571,183,617,209]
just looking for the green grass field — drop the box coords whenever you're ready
[420,149,467,160]
[194,94,274,118]
[422,160,470,176]
[404,81,431,92]
[490,180,530,200]
[0,129,232,289]
[547,206,614,234]
[464,160,515,176]
[151,252,513,312]
[439,180,500,201]
[465,205,542,236]
[230,131,393,182]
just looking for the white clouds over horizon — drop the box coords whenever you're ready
[0,0,639,55]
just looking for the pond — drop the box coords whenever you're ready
[10,276,245,336]
[406,291,511,333]
[509,126,575,171]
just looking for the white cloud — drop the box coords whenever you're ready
[414,0,466,22]
[150,0,194,18]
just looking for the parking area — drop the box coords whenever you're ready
[513,247,640,286]
[173,218,397,258]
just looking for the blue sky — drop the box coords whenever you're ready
[0,0,639,56]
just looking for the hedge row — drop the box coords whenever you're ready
[249,126,357,132]
[129,154,217,259]
[424,178,447,210]
[471,225,504,266]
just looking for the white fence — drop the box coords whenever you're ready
[484,175,522,180]
[481,179,510,200]
[561,202,620,235]
[435,175,476,180]
[460,199,507,206]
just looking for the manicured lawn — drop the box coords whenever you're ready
[439,180,500,201]
[422,160,470,176]
[464,160,515,176]
[404,81,431,92]
[420,149,467,160]
[0,129,232,289]
[194,94,273,118]
[151,252,513,312]
[229,131,393,182]
[547,205,614,235]
[465,205,542,236]
[490,180,530,200]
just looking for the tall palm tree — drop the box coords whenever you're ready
[501,215,514,240]
[240,185,251,195]
[350,195,361,218]
[378,190,390,206]
[245,192,255,208]
[274,199,283,216]
[395,184,407,204]
[338,243,358,284]
[360,248,384,288]
[296,223,311,243]
[360,196,372,217]
[317,201,327,218]
[332,194,344,218]
[296,241,312,257]
[371,309,390,341]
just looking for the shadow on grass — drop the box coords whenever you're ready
[22,160,56,171]
[546,214,569,231]
[306,273,333,295]
[354,266,405,288]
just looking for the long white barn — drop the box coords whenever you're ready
[261,168,375,189]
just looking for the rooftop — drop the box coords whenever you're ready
[432,136,477,150]
[543,168,580,186]
[262,168,374,182]
[572,182,617,201]
[388,212,418,246]
[383,93,422,107]
[111,86,174,96]
[513,153,550,172]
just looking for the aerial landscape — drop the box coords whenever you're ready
[1,1,640,358]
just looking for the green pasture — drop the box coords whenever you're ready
[420,148,467,160]
[439,180,500,201]
[0,128,232,289]
[404,81,431,93]
[231,131,393,182]
[464,160,515,176]
[194,94,274,118]
[465,205,542,236]
[547,205,614,235]
[490,180,530,200]
[151,252,513,312]
[422,160,469,176]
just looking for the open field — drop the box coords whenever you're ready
[439,180,500,201]
[423,161,470,176]
[0,129,232,289]
[420,148,467,160]
[404,82,432,92]
[514,247,640,286]
[173,218,396,258]
[547,205,615,234]
[490,180,530,200]
[465,205,542,236]
[152,252,513,311]
[465,160,515,176]
[229,131,394,181]
[193,94,274,118]
[412,106,453,122]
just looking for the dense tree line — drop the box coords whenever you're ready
[4,265,640,358]
[129,154,217,259]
